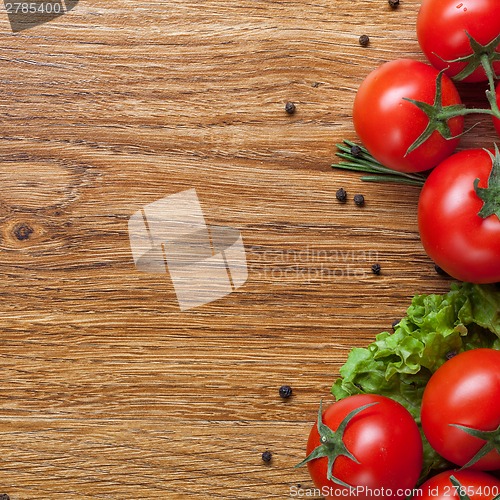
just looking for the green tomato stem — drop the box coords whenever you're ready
[480,53,500,119]
[450,421,500,469]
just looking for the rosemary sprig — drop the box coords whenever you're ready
[333,140,427,187]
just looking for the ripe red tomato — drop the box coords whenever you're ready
[353,59,464,173]
[418,470,500,500]
[418,148,500,283]
[417,0,500,82]
[301,394,422,499]
[421,349,500,470]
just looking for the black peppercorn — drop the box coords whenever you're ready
[0,495,10,500]
[285,102,296,115]
[336,188,348,203]
[350,145,362,158]
[392,319,400,331]
[388,0,400,8]
[262,450,273,463]
[353,194,365,206]
[371,263,381,275]
[279,385,293,399]
[359,35,370,47]
[434,264,450,277]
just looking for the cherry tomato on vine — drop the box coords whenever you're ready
[417,0,500,83]
[353,59,464,173]
[297,394,423,499]
[421,349,500,470]
[418,147,500,283]
[417,470,500,500]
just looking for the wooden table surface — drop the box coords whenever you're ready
[0,1,497,498]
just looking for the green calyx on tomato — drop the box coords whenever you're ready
[443,32,500,84]
[295,400,377,487]
[402,69,467,155]
[450,475,476,500]
[400,31,500,157]
[441,31,500,119]
[450,476,468,500]
[450,422,500,470]
[474,145,500,220]
[417,0,500,84]
[403,70,500,157]
[448,475,489,500]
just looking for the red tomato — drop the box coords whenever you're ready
[418,470,500,500]
[421,349,500,470]
[302,394,422,499]
[418,148,500,283]
[353,59,464,173]
[417,0,500,82]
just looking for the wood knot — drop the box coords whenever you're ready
[13,222,34,241]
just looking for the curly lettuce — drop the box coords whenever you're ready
[331,282,500,480]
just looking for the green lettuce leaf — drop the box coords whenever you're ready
[331,282,500,480]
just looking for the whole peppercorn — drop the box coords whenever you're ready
[371,263,381,275]
[279,385,293,399]
[262,450,273,463]
[336,188,348,203]
[0,495,10,500]
[388,0,400,8]
[392,319,400,331]
[285,102,296,115]
[359,35,370,47]
[350,145,363,157]
[434,264,450,277]
[353,194,365,207]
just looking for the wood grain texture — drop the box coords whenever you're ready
[0,1,496,498]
